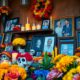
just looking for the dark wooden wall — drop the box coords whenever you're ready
[8,0,80,26]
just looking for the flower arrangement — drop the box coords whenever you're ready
[63,66,80,80]
[12,38,26,46]
[55,55,78,72]
[0,64,27,80]
[47,69,63,80]
[32,0,53,20]
[0,6,11,15]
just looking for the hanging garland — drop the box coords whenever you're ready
[32,0,53,20]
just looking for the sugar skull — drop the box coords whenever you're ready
[0,51,12,64]
[16,52,33,70]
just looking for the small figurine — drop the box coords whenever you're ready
[16,52,33,70]
[0,51,12,64]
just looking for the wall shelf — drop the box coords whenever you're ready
[4,29,53,35]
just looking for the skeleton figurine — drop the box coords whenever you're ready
[0,51,12,64]
[16,52,33,70]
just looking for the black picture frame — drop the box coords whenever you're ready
[74,16,80,30]
[25,40,32,52]
[3,33,12,44]
[0,33,4,44]
[53,17,74,37]
[76,30,80,47]
[43,34,56,54]
[41,19,50,30]
[5,17,19,32]
[58,37,75,56]
[31,35,45,55]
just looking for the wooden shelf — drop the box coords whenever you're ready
[4,29,53,34]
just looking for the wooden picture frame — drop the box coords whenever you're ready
[76,30,80,47]
[3,33,12,44]
[41,19,50,30]
[0,33,4,44]
[53,17,74,37]
[58,37,75,56]
[74,16,80,30]
[5,17,19,32]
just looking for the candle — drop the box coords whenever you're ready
[50,16,53,29]
[36,24,41,30]
[25,17,31,30]
[25,24,31,30]
[55,47,57,57]
[21,26,25,31]
[32,23,36,30]
[52,50,55,58]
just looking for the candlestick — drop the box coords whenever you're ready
[50,16,53,29]
[27,17,28,24]
[52,50,55,58]
[55,47,57,57]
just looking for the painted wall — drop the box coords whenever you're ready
[9,0,80,26]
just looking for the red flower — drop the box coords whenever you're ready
[7,71,20,79]
[44,13,49,18]
[13,26,21,31]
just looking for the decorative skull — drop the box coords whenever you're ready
[0,51,12,64]
[16,52,33,70]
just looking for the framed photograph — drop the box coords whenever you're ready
[53,17,74,37]
[41,19,50,30]
[0,33,4,44]
[58,37,75,56]
[5,45,13,52]
[3,33,12,44]
[76,30,80,47]
[74,16,80,30]
[43,35,56,54]
[31,35,45,55]
[5,17,19,32]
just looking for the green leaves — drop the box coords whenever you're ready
[41,52,54,70]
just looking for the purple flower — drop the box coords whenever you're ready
[46,69,63,80]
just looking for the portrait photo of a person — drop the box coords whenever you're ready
[42,20,50,29]
[31,36,44,52]
[43,37,55,54]
[60,44,74,56]
[62,20,72,37]
[55,21,63,37]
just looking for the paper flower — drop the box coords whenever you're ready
[46,69,63,80]
[32,0,53,20]
[12,38,26,46]
[63,66,80,80]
